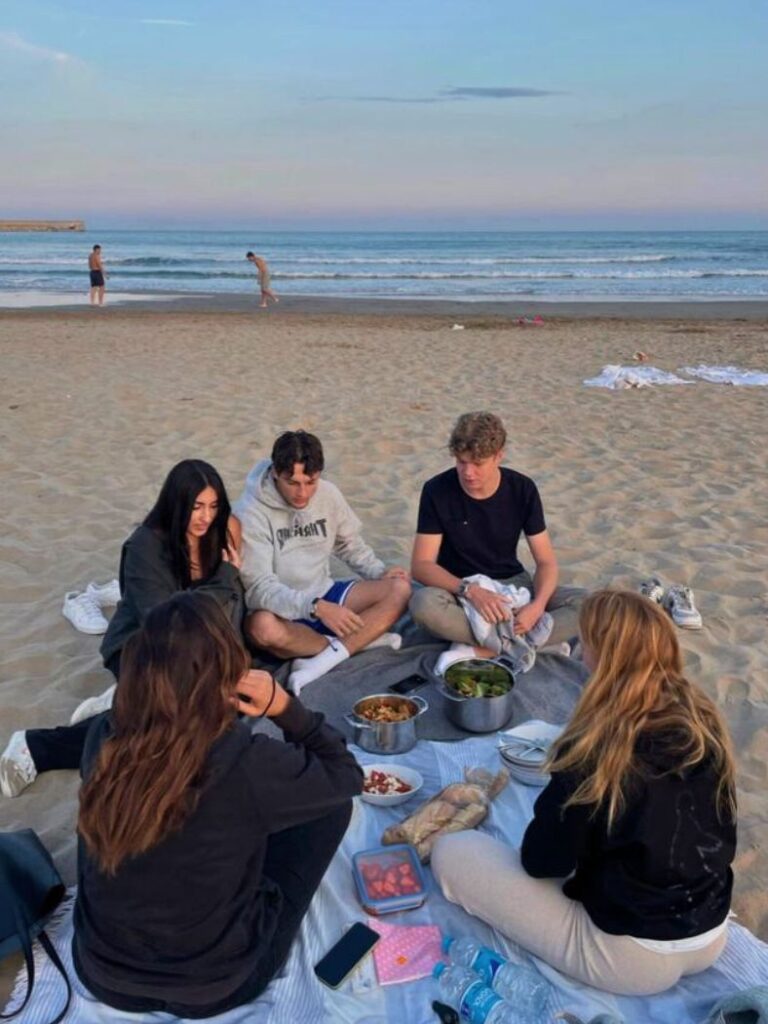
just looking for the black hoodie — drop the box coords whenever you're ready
[73,700,363,1006]
[520,733,736,939]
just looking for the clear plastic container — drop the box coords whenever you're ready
[442,936,550,1021]
[351,843,427,915]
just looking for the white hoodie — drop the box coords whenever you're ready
[232,459,386,620]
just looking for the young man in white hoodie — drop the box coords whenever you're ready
[232,431,411,694]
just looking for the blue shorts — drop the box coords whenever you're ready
[297,580,357,635]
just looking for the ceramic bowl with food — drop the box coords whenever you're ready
[361,764,424,806]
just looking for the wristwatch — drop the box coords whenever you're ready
[456,579,472,599]
[309,597,321,620]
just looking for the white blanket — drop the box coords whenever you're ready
[678,364,768,386]
[6,734,766,1024]
[584,365,693,389]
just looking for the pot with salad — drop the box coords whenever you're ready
[439,658,516,733]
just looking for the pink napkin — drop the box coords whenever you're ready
[367,917,444,985]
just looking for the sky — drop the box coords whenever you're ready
[1,1,767,229]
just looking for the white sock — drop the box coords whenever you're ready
[289,639,350,694]
[435,642,477,677]
[363,632,403,652]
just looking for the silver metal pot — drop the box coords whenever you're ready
[344,694,429,754]
[438,657,516,733]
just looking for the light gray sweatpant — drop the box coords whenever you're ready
[409,571,586,649]
[431,831,727,997]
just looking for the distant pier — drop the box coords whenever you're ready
[0,220,85,232]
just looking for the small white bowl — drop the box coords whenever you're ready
[361,763,424,806]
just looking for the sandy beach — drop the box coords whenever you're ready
[1,303,767,997]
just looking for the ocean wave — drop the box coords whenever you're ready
[4,267,768,282]
[282,254,675,265]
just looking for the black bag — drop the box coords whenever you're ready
[0,829,72,1023]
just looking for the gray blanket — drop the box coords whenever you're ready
[251,629,589,742]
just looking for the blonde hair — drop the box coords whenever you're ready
[448,412,506,460]
[547,589,736,830]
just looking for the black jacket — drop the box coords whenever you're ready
[520,733,736,940]
[73,700,362,1006]
[100,525,244,665]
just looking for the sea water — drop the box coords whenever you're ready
[1,229,767,303]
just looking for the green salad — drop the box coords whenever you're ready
[444,660,513,698]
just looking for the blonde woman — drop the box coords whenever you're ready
[433,590,736,996]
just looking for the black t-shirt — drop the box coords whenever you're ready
[416,467,546,580]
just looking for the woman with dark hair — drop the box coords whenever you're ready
[74,591,361,1017]
[433,589,737,996]
[0,459,244,797]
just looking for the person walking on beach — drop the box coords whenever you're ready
[409,411,585,656]
[88,244,107,306]
[234,429,411,695]
[246,251,278,307]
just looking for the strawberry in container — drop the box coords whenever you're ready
[352,844,427,915]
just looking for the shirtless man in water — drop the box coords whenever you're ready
[246,251,278,308]
[88,245,106,306]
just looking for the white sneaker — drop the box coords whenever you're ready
[0,731,37,798]
[525,611,554,649]
[640,576,665,604]
[69,684,117,724]
[62,591,109,635]
[86,579,121,607]
[663,585,703,629]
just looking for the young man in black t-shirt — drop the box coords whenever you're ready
[409,411,584,652]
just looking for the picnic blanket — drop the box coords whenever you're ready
[5,638,765,1022]
[6,726,768,1024]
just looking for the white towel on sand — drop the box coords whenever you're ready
[679,364,768,386]
[584,365,693,389]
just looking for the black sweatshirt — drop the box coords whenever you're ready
[520,734,736,940]
[100,525,244,665]
[73,700,363,1006]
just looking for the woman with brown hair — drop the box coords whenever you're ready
[73,591,361,1017]
[433,589,736,996]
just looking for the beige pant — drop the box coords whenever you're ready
[432,831,727,997]
[410,572,586,648]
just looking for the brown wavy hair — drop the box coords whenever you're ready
[547,589,736,830]
[78,592,250,875]
[448,412,507,460]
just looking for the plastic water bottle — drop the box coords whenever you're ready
[432,962,517,1023]
[442,936,549,1022]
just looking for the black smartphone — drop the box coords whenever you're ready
[313,922,380,989]
[388,673,428,695]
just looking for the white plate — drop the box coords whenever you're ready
[498,720,564,786]
[360,763,424,806]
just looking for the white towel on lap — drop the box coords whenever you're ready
[457,573,531,654]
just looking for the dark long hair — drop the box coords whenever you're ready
[143,460,231,587]
[78,592,250,875]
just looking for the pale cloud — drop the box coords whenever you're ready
[139,19,194,26]
[0,29,77,64]
[315,86,561,104]
[441,87,561,99]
